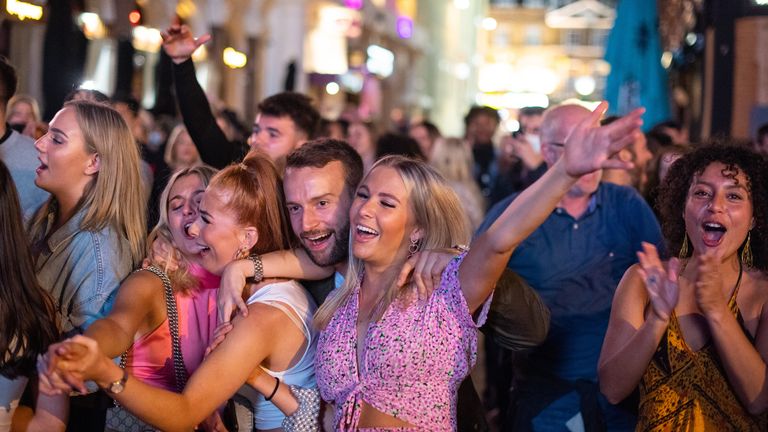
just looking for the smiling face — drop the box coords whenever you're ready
[33,107,98,199]
[249,114,304,163]
[188,186,253,275]
[350,166,419,268]
[284,161,352,268]
[166,174,206,257]
[684,162,754,259]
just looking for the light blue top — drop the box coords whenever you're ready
[0,128,49,221]
[33,206,133,336]
[0,375,28,432]
[244,280,318,430]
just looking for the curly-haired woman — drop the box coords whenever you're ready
[599,144,768,430]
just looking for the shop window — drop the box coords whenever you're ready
[562,29,582,47]
[590,29,609,48]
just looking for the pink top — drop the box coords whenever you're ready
[315,254,491,431]
[126,264,220,391]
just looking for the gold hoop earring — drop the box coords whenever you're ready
[236,246,249,260]
[741,231,753,269]
[678,233,690,259]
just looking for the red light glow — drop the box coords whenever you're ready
[128,10,141,25]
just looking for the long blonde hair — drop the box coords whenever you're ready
[29,100,146,266]
[149,165,218,293]
[314,155,471,328]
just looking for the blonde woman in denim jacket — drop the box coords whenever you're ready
[27,100,146,431]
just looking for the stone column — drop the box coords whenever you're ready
[262,0,308,96]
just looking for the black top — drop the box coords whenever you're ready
[173,59,248,169]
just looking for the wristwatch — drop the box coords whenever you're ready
[104,369,129,395]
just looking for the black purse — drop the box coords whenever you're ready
[105,266,188,432]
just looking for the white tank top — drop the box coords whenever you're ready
[245,280,317,429]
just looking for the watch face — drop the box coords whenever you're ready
[110,381,125,394]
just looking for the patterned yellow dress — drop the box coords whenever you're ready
[637,278,768,431]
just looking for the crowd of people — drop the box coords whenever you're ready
[1,21,767,432]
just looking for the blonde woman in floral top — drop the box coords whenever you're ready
[311,103,644,430]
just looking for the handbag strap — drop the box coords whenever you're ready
[119,266,188,392]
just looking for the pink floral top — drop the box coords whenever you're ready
[316,254,491,431]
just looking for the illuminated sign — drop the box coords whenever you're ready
[396,17,413,39]
[344,0,363,9]
[6,0,44,21]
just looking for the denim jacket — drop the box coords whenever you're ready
[33,207,133,337]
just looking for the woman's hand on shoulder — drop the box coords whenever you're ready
[396,248,461,300]
[217,259,254,323]
[636,242,680,323]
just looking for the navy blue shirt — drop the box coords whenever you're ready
[478,182,664,381]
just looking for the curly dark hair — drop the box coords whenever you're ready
[657,143,768,271]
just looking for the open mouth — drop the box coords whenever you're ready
[301,231,333,250]
[355,224,379,240]
[183,222,195,239]
[701,222,727,247]
[195,242,211,256]
[36,161,48,174]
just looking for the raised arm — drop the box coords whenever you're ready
[84,271,164,358]
[598,243,679,403]
[460,102,644,311]
[161,24,242,168]
[217,248,333,322]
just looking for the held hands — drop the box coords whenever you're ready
[396,248,461,300]
[161,24,212,64]
[37,336,113,396]
[563,102,644,177]
[637,242,680,323]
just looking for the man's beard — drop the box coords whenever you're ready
[301,221,350,268]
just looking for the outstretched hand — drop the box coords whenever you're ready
[161,24,211,64]
[563,102,644,177]
[636,242,680,323]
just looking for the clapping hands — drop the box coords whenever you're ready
[637,242,680,323]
